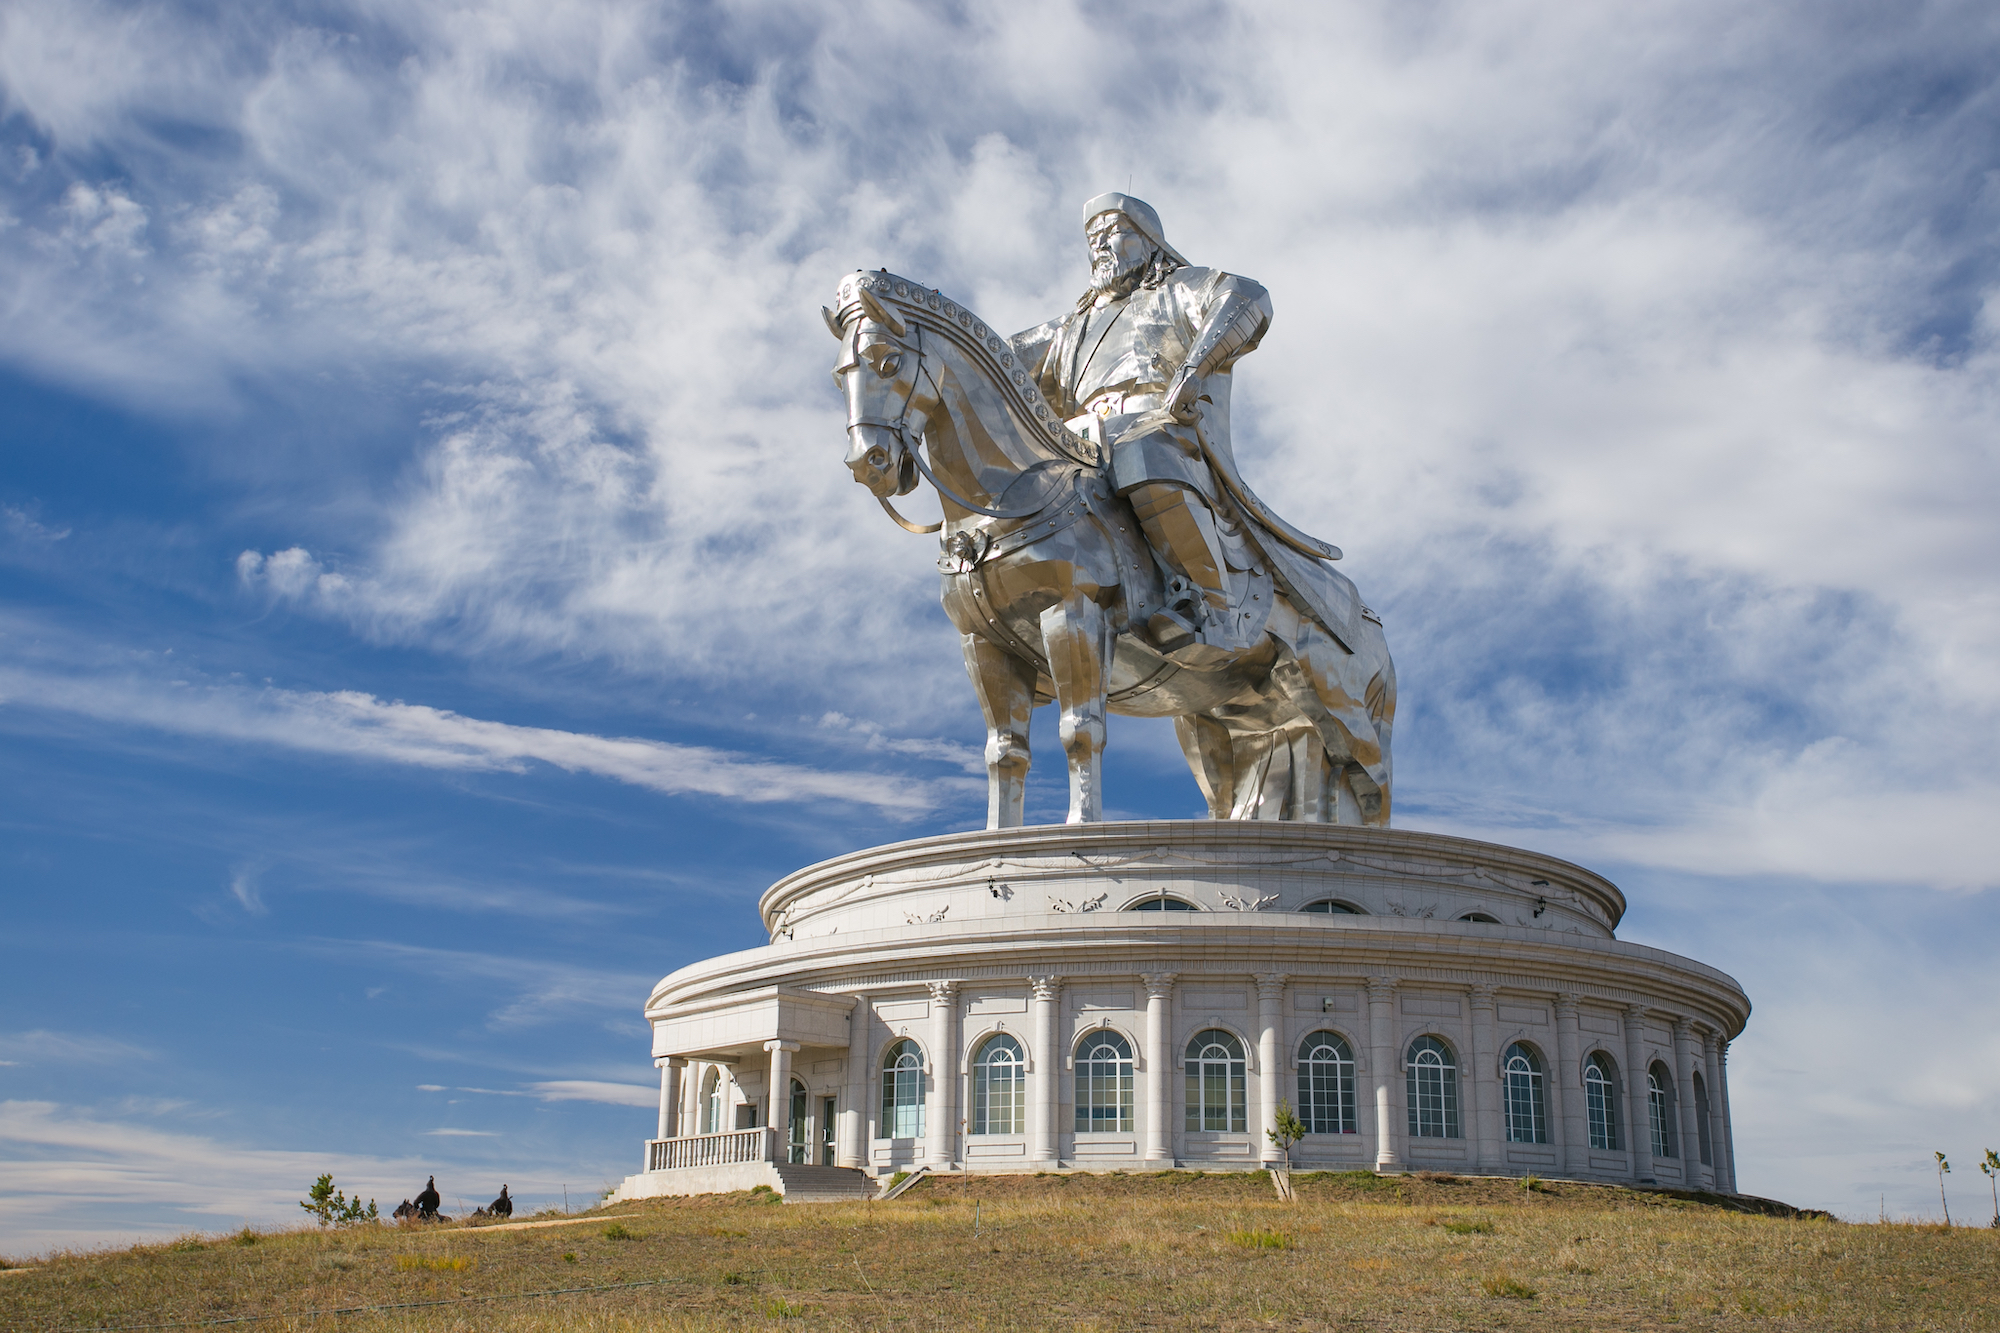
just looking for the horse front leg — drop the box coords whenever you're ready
[1039,592,1112,824]
[961,633,1037,829]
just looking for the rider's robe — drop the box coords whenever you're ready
[1008,268,1375,654]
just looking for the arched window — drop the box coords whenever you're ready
[700,1067,723,1135]
[1502,1043,1547,1144]
[1298,1031,1356,1134]
[1303,900,1363,914]
[788,1077,808,1164]
[1648,1063,1678,1159]
[1458,912,1500,923]
[1074,1029,1135,1133]
[1585,1053,1621,1150]
[970,1034,1025,1135]
[1693,1072,1714,1167]
[880,1039,925,1140]
[1184,1030,1247,1132]
[1405,1036,1460,1139]
[1133,894,1198,911]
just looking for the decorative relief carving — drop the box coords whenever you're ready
[1221,891,1279,911]
[1048,892,1106,913]
[904,904,950,924]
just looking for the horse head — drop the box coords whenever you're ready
[828,275,931,500]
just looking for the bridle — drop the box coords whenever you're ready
[845,317,1055,532]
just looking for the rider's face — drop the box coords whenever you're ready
[1088,215,1152,287]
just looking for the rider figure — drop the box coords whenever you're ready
[1009,193,1273,650]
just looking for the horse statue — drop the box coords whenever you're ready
[826,270,1395,829]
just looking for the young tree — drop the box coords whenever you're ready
[1980,1149,1998,1229]
[1934,1152,1951,1226]
[1266,1099,1307,1202]
[300,1173,379,1227]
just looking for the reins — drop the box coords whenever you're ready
[855,318,1062,528]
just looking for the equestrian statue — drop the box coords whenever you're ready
[827,193,1395,829]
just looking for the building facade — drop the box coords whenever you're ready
[614,821,1747,1199]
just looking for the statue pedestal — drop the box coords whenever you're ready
[620,821,1745,1197]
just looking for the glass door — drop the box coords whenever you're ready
[788,1078,809,1164]
[821,1097,838,1165]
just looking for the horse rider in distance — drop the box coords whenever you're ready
[1007,192,1300,653]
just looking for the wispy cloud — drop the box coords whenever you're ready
[0,654,953,816]
[0,1031,154,1067]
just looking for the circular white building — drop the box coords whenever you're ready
[614,820,1746,1201]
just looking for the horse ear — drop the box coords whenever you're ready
[821,305,846,339]
[856,285,907,337]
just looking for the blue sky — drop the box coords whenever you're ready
[4,0,1999,1251]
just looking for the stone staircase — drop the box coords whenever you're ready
[771,1163,876,1203]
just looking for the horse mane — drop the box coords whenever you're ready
[832,271,1099,469]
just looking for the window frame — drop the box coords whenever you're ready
[1585,1052,1621,1151]
[969,1033,1026,1136]
[879,1038,926,1141]
[1184,1029,1248,1133]
[1501,1042,1548,1144]
[1074,1028,1135,1134]
[1405,1035,1461,1139]
[1297,1030,1357,1134]
[1302,899,1364,915]
[1648,1063,1678,1159]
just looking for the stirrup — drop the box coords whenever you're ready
[1148,607,1201,652]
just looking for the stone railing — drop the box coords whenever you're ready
[647,1127,778,1172]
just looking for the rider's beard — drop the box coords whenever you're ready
[1090,247,1152,300]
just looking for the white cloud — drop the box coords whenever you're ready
[0,1032,153,1067]
[423,1128,498,1137]
[527,1081,656,1109]
[0,648,959,817]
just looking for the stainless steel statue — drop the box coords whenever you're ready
[828,193,1395,828]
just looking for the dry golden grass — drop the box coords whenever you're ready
[3,1170,1995,1331]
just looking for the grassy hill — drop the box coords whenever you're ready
[3,1170,1994,1330]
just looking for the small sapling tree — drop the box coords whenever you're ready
[1266,1099,1306,1202]
[301,1173,379,1227]
[1981,1149,1999,1229]
[1934,1152,1951,1226]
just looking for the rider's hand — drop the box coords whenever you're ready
[1167,367,1202,423]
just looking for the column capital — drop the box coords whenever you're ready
[1028,974,1062,1002]
[764,1039,802,1054]
[656,1055,687,1069]
[1717,1037,1730,1063]
[1365,975,1397,1003]
[1140,971,1177,999]
[1467,984,1498,1009]
[1554,992,1580,1018]
[1623,1003,1650,1026]
[927,979,959,1003]
[1671,1016,1693,1039]
[1254,972,1288,1001]
[1702,1029,1720,1056]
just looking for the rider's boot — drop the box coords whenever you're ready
[1128,482,1232,651]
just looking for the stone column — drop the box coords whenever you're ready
[839,998,870,1169]
[765,1040,799,1162]
[1554,993,1584,1177]
[655,1057,683,1143]
[1141,972,1177,1163]
[926,980,959,1169]
[1702,1030,1726,1190]
[1716,1037,1738,1193]
[1367,976,1403,1173]
[1622,1005,1653,1183]
[1468,986,1499,1173]
[1255,973,1287,1166]
[1672,1018,1702,1183]
[1029,975,1061,1166]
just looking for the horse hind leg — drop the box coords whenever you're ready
[1268,631,1394,827]
[960,633,1036,829]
